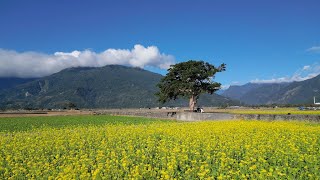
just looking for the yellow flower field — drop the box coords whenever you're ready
[0,120,319,179]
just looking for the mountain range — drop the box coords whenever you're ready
[0,65,237,109]
[221,75,320,105]
[0,77,36,90]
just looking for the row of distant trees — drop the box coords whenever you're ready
[1,102,318,111]
[0,102,77,111]
[247,104,320,108]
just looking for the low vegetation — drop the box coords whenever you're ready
[0,116,319,179]
[210,108,320,115]
[0,115,171,132]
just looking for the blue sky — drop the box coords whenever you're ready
[0,0,320,88]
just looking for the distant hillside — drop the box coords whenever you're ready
[222,83,265,100]
[268,75,320,104]
[221,75,320,105]
[0,65,237,109]
[239,83,289,105]
[0,77,37,90]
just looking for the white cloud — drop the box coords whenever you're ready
[220,85,230,90]
[231,81,241,85]
[0,44,175,78]
[251,63,320,83]
[303,65,310,70]
[306,46,320,53]
[220,81,242,90]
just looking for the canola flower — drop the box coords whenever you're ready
[0,120,319,179]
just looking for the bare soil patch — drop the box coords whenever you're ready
[0,110,93,118]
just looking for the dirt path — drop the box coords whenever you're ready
[0,110,93,118]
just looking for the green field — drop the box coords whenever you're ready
[210,108,320,115]
[0,115,172,132]
[0,115,173,132]
[0,115,319,179]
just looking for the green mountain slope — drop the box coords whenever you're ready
[222,75,320,105]
[268,75,320,104]
[0,65,236,109]
[240,83,289,105]
[222,83,264,100]
[0,77,37,90]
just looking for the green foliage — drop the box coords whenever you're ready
[64,102,77,109]
[156,60,226,105]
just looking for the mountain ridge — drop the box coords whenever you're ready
[221,75,320,105]
[0,65,237,109]
[0,77,37,90]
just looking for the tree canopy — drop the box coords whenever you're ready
[156,60,226,110]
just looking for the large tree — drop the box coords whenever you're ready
[156,60,226,111]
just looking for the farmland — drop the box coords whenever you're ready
[206,107,320,115]
[0,115,319,179]
[0,115,170,132]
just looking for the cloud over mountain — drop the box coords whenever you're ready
[250,63,320,83]
[0,44,175,78]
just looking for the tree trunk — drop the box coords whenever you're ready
[189,95,197,111]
